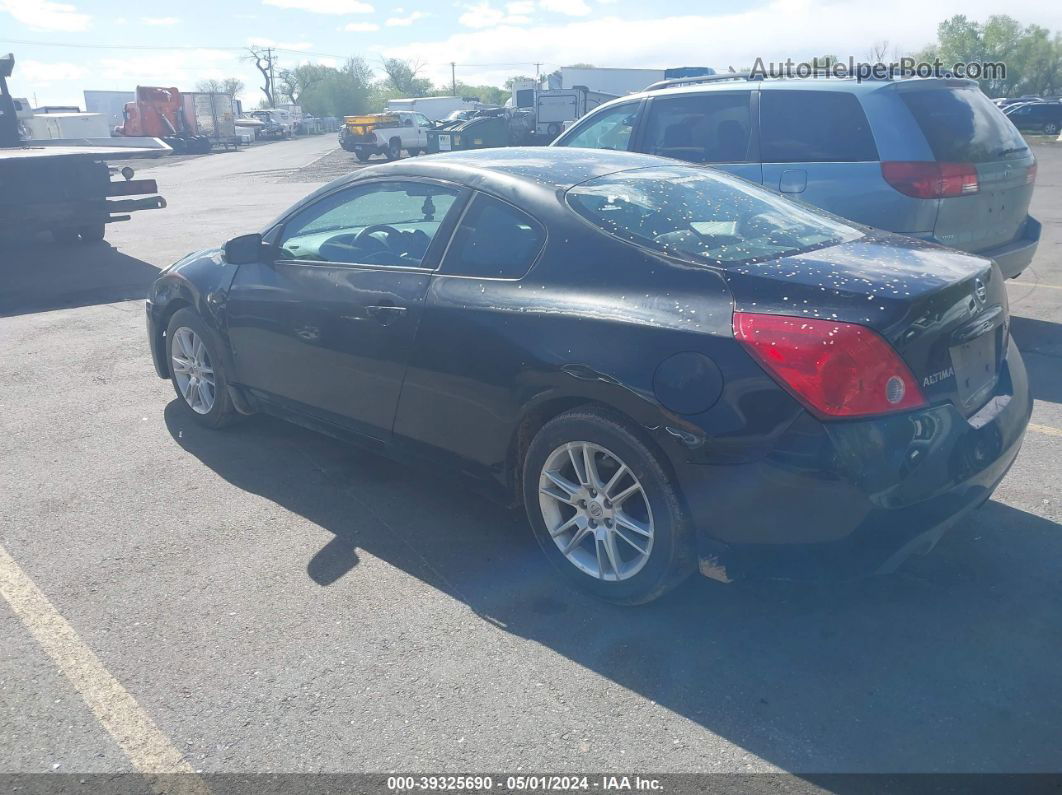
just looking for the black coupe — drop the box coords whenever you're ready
[147,148,1031,603]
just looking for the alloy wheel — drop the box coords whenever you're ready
[538,441,654,581]
[170,327,216,415]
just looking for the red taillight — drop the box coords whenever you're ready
[1027,163,1037,185]
[881,161,980,198]
[733,312,927,419]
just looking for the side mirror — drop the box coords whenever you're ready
[223,233,265,264]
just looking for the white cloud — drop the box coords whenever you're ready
[262,0,372,13]
[97,49,236,86]
[18,59,87,83]
[458,1,530,28]
[538,0,590,16]
[507,0,534,12]
[343,21,379,31]
[386,10,426,25]
[0,0,90,31]
[141,16,180,25]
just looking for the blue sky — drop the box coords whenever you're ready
[3,0,1061,107]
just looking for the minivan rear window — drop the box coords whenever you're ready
[900,88,1028,162]
[567,166,862,266]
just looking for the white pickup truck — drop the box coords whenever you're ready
[338,110,434,161]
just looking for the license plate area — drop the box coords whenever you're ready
[950,330,999,413]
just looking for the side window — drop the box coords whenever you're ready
[441,194,545,279]
[557,103,640,151]
[414,113,432,127]
[643,92,752,163]
[278,181,460,267]
[760,91,878,163]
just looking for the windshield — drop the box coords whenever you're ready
[566,166,862,266]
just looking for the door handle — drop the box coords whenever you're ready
[366,304,406,326]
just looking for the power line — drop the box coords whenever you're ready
[0,39,556,69]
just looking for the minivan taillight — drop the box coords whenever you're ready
[1027,163,1037,185]
[881,161,980,198]
[733,313,927,418]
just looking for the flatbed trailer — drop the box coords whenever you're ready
[0,53,168,244]
[0,142,168,243]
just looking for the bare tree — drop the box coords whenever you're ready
[277,65,326,106]
[246,47,277,106]
[380,57,430,95]
[195,77,245,98]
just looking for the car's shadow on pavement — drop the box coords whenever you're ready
[1011,314,1062,404]
[165,401,1062,773]
[0,235,161,317]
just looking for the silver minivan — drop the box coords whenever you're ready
[552,76,1039,278]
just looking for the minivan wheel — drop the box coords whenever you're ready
[523,407,695,604]
[1044,122,1060,136]
[165,308,237,429]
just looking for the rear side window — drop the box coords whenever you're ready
[556,102,640,151]
[760,91,878,163]
[901,88,1028,162]
[442,194,545,279]
[644,92,752,163]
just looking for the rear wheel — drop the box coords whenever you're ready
[1044,121,1060,136]
[355,150,372,162]
[165,308,238,429]
[523,407,695,604]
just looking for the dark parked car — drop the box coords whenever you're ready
[552,76,1040,279]
[1005,101,1062,136]
[147,149,1031,604]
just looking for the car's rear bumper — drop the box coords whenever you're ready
[980,216,1041,279]
[681,338,1032,582]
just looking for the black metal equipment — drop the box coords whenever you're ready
[0,53,20,148]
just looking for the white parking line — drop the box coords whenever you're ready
[0,542,209,794]
[1007,280,1062,291]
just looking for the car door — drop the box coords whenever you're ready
[758,89,882,225]
[224,178,466,441]
[413,112,433,148]
[637,90,762,182]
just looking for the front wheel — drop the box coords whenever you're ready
[385,138,402,160]
[523,407,695,604]
[165,308,238,429]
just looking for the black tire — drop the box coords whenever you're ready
[52,228,79,244]
[79,223,106,243]
[165,308,238,429]
[407,147,422,156]
[355,150,372,162]
[1044,122,1060,136]
[522,407,695,605]
[385,138,402,160]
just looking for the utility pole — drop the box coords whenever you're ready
[534,62,542,80]
[267,47,276,107]
[450,61,456,97]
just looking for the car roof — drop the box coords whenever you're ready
[339,147,682,192]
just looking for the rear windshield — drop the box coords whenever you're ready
[900,88,1029,162]
[566,166,862,266]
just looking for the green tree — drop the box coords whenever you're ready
[921,15,1062,96]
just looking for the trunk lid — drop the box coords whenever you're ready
[723,234,1008,416]
[897,85,1036,254]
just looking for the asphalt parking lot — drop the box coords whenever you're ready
[1,135,1061,777]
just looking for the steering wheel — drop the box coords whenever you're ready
[354,224,402,252]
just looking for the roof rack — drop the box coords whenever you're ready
[645,72,754,91]
[645,69,970,92]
